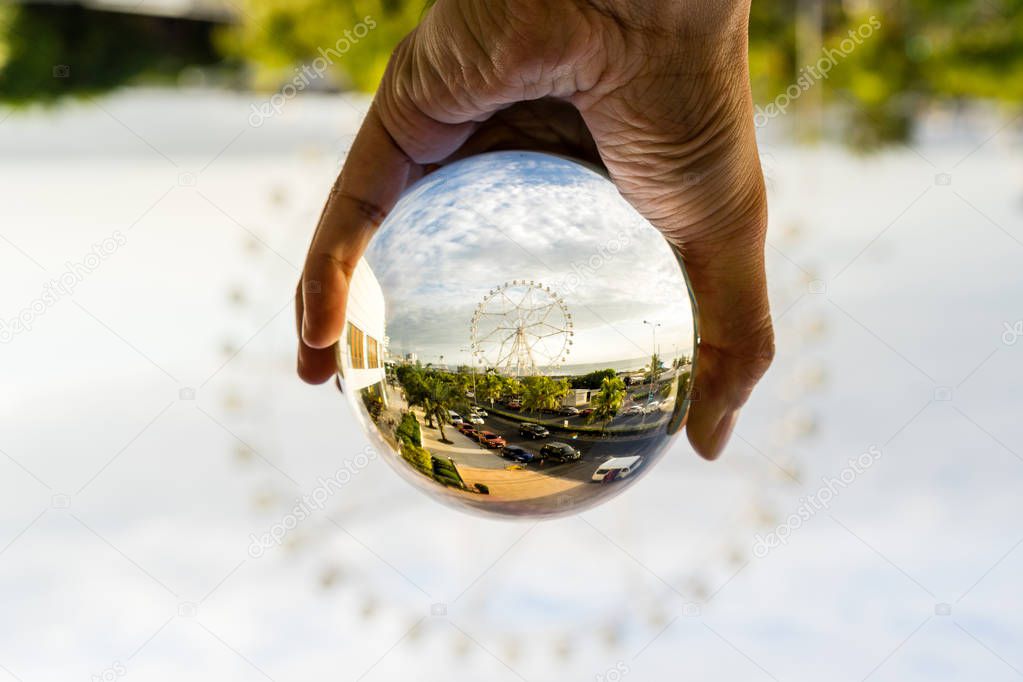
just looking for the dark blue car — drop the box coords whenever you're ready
[501,445,535,463]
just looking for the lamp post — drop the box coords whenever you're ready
[642,320,661,422]
[643,320,661,358]
[460,345,477,405]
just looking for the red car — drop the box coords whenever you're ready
[476,431,507,448]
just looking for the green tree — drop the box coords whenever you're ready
[476,372,503,406]
[395,364,428,410]
[645,353,665,386]
[521,376,570,416]
[588,376,626,433]
[501,376,524,401]
[421,375,456,442]
[570,368,617,390]
[215,0,426,93]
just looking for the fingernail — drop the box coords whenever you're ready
[707,409,740,458]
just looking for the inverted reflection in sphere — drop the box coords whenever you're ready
[338,151,697,518]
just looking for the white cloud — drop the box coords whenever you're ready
[366,152,695,367]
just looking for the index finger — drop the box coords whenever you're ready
[296,108,416,383]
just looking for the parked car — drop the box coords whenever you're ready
[470,407,488,418]
[448,410,463,425]
[476,431,507,448]
[558,406,581,417]
[465,414,485,425]
[579,408,594,418]
[506,399,522,410]
[518,423,550,439]
[539,442,581,463]
[624,404,644,416]
[500,445,535,463]
[591,456,643,482]
[642,402,661,414]
[459,425,479,440]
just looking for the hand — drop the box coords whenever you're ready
[296,0,774,460]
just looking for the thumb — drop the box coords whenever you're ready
[684,193,775,459]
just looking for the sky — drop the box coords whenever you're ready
[2,90,1022,682]
[363,151,696,370]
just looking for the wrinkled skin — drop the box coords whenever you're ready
[296,0,774,460]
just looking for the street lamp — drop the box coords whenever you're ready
[642,320,661,358]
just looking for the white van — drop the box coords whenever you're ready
[591,456,643,482]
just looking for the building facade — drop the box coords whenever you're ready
[341,259,387,406]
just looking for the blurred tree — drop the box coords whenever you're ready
[215,0,425,92]
[3,0,1022,147]
[749,0,1023,147]
[0,5,220,104]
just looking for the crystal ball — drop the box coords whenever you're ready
[338,151,697,518]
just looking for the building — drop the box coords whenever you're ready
[561,388,594,408]
[341,259,387,406]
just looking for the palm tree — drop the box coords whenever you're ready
[421,375,456,442]
[645,353,665,385]
[588,376,626,433]
[521,376,570,416]
[502,376,523,401]
[395,365,428,411]
[552,377,570,409]
[477,372,502,407]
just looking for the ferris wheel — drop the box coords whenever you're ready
[470,281,573,376]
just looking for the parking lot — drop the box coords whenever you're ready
[442,404,672,484]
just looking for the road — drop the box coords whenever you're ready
[458,407,673,483]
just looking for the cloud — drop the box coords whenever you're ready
[366,152,694,367]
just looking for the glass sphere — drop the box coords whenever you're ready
[338,151,697,518]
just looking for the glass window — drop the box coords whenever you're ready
[367,336,379,368]
[348,323,365,369]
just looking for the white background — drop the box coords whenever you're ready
[1,90,1021,681]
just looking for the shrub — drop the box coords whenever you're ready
[395,411,421,447]
[430,457,465,489]
[434,474,463,488]
[399,441,432,477]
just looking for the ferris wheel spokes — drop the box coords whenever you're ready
[470,281,573,376]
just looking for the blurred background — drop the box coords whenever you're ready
[1,1,1022,681]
